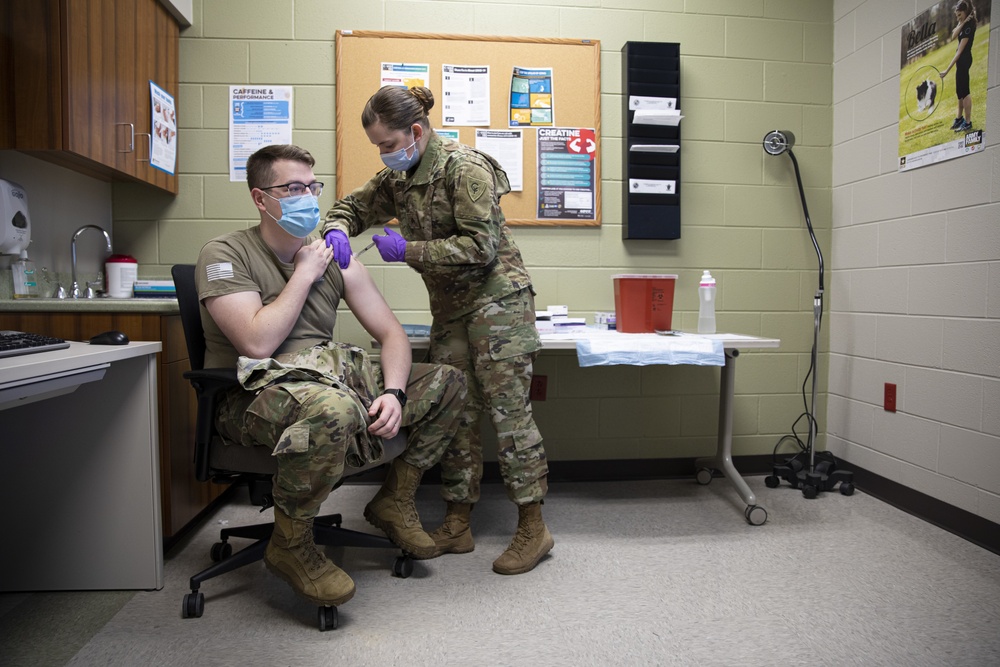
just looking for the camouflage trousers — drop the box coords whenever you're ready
[215,342,467,521]
[429,288,548,506]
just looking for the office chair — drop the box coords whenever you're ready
[171,264,411,631]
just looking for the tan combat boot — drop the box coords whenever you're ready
[264,507,356,606]
[492,502,554,575]
[429,502,475,556]
[364,458,437,559]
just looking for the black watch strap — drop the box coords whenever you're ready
[382,388,407,408]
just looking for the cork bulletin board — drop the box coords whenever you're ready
[334,30,602,226]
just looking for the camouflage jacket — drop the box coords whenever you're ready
[237,342,383,467]
[322,132,533,320]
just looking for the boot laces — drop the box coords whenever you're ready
[506,521,535,556]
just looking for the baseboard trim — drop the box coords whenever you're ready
[835,460,1000,556]
[351,454,999,556]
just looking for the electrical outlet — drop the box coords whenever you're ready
[530,374,548,401]
[884,383,897,412]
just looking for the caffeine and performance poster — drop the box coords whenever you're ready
[898,0,990,171]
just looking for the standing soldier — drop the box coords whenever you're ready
[323,85,553,575]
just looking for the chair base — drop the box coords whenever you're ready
[182,512,413,629]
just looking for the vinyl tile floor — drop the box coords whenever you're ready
[2,475,999,666]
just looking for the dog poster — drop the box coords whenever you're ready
[898,0,989,172]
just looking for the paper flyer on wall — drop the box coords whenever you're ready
[476,129,523,191]
[229,86,293,181]
[509,67,553,127]
[149,82,176,175]
[442,64,490,126]
[537,127,596,220]
[898,0,990,172]
[380,62,430,89]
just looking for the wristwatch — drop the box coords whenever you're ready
[382,388,407,408]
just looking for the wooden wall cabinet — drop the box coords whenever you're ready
[0,311,228,541]
[0,0,179,194]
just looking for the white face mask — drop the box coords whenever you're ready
[380,131,420,171]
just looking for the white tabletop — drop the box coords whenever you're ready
[0,341,163,387]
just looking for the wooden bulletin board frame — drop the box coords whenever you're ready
[335,30,601,226]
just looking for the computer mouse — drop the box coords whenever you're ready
[89,330,130,345]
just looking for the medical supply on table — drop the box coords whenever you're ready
[698,270,717,334]
[11,250,39,299]
[105,254,138,298]
[594,311,617,330]
[612,274,677,333]
[576,331,725,367]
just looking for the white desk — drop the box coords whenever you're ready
[0,341,164,591]
[407,330,780,525]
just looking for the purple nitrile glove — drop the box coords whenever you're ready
[324,229,352,269]
[372,227,407,263]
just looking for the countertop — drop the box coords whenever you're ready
[0,297,179,314]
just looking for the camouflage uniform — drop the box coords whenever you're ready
[196,228,467,522]
[324,132,547,505]
[215,345,466,520]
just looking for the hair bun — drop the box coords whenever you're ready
[409,86,435,113]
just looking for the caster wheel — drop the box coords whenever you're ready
[182,592,204,619]
[764,475,780,488]
[210,541,232,562]
[840,482,855,496]
[744,505,768,526]
[393,555,413,578]
[318,605,338,631]
[802,484,818,499]
[695,468,714,485]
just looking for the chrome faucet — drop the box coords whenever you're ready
[70,225,112,299]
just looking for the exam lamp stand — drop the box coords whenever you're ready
[762,145,854,499]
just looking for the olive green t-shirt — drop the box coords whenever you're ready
[194,226,346,369]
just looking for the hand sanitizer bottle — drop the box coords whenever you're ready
[12,250,39,299]
[697,270,716,334]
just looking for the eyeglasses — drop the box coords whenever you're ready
[261,181,324,198]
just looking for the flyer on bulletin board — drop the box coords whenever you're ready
[898,0,990,172]
[537,127,596,220]
[149,82,176,175]
[380,62,430,89]
[509,67,554,127]
[229,86,293,181]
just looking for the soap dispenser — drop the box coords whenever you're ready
[12,249,39,299]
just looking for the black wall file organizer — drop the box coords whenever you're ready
[621,41,681,239]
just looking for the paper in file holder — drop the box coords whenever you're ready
[629,179,676,194]
[629,144,679,153]
[632,109,682,126]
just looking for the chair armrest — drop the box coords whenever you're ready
[183,367,239,482]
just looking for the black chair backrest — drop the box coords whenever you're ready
[171,264,206,372]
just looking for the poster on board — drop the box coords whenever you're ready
[898,0,990,171]
[537,127,596,220]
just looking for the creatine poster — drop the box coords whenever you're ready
[898,0,990,172]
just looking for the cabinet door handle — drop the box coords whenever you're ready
[117,122,135,153]
[137,133,152,162]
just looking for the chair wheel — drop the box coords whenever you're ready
[182,592,204,618]
[210,541,232,562]
[393,555,413,578]
[695,468,713,485]
[744,505,768,526]
[802,484,818,499]
[840,482,855,496]
[318,605,338,631]
[764,475,780,488]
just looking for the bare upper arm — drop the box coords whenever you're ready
[204,290,264,357]
[340,260,403,341]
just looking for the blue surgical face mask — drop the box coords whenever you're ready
[263,192,320,238]
[381,132,421,171]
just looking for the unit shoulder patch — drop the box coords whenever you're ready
[467,177,488,202]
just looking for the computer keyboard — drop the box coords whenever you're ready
[0,330,71,359]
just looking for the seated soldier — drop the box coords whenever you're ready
[194,143,466,609]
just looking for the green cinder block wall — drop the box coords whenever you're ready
[113,0,835,464]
